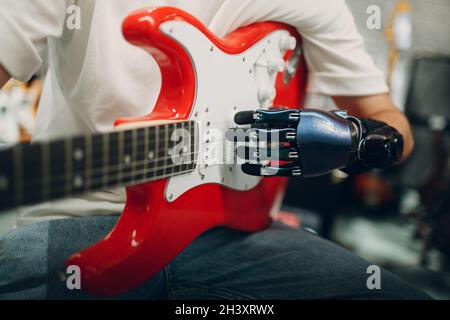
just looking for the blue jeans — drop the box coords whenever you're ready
[0,216,430,299]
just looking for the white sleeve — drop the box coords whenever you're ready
[219,0,389,97]
[298,1,389,96]
[0,0,68,81]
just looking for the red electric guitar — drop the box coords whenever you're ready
[0,7,307,296]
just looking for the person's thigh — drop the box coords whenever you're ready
[0,217,431,300]
[0,216,166,300]
[167,222,431,300]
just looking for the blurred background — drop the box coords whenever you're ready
[285,0,450,299]
[0,0,449,299]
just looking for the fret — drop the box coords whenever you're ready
[72,136,86,193]
[65,138,73,197]
[0,148,14,209]
[190,121,196,169]
[187,121,196,170]
[102,133,109,189]
[154,125,161,179]
[187,122,193,169]
[175,122,185,175]
[176,122,186,175]
[155,125,165,178]
[91,134,105,190]
[121,130,133,185]
[85,135,93,191]
[162,124,170,178]
[133,128,146,183]
[49,140,66,200]
[0,123,200,211]
[138,127,152,181]
[145,126,157,181]
[107,132,119,187]
[166,124,175,177]
[180,121,188,173]
[182,122,189,173]
[193,122,198,167]
[117,130,125,185]
[131,129,138,184]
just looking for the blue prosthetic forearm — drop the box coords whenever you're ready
[234,108,404,177]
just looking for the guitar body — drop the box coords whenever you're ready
[66,7,307,296]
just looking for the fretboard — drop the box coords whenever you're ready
[0,121,198,210]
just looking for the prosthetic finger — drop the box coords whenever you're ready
[234,109,300,126]
[251,128,297,144]
[242,163,302,177]
[236,146,299,163]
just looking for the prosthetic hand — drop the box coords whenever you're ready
[234,108,404,177]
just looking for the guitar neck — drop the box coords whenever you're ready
[0,121,198,210]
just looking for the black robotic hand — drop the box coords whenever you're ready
[233,108,404,177]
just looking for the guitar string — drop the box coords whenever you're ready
[10,127,199,168]
[11,139,257,191]
[20,151,201,189]
[3,157,258,205]
[4,126,257,197]
[19,132,256,186]
[17,148,250,201]
[9,122,256,170]
[16,119,251,160]
[13,132,245,175]
[7,137,262,190]
[15,164,203,203]
[14,125,195,155]
[8,116,258,159]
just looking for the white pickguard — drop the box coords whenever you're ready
[161,21,296,202]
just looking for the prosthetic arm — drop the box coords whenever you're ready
[234,108,404,177]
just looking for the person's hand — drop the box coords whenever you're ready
[233,108,404,178]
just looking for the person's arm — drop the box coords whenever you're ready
[235,95,410,178]
[0,64,10,89]
[333,94,414,161]
[0,1,67,85]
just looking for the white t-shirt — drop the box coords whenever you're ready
[0,0,389,226]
